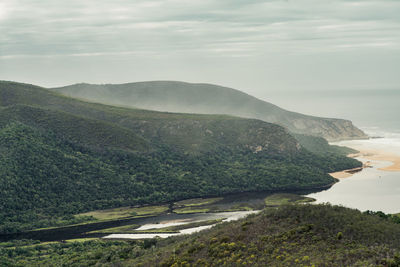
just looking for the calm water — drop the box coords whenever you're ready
[308,154,400,213]
[111,89,400,238]
[264,88,400,133]
[268,88,400,213]
[102,190,317,240]
[103,211,258,239]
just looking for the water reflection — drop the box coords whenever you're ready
[103,211,258,239]
[308,158,400,214]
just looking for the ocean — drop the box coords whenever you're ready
[263,88,400,133]
[263,88,400,213]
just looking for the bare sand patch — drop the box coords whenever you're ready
[349,150,400,172]
[329,166,365,179]
[329,171,353,179]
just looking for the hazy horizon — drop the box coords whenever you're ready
[1,0,400,97]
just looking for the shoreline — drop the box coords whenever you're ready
[348,150,400,172]
[329,167,364,179]
[329,146,400,179]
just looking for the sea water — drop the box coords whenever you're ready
[263,88,400,133]
[264,88,400,213]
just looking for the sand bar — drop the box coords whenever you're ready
[329,170,355,179]
[329,146,400,179]
[348,150,400,172]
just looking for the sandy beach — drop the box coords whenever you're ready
[329,170,354,179]
[329,165,367,179]
[349,150,400,172]
[329,147,400,179]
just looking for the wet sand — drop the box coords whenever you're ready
[330,148,400,179]
[349,150,400,172]
[329,171,353,179]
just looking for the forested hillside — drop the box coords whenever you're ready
[1,81,299,154]
[53,81,368,141]
[3,204,400,266]
[0,81,361,234]
[133,204,400,266]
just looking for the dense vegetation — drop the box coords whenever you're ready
[0,120,360,234]
[0,81,361,234]
[0,81,300,154]
[52,81,368,141]
[2,204,400,266]
[293,133,358,156]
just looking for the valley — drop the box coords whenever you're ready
[2,1,399,265]
[0,81,361,236]
[2,80,397,267]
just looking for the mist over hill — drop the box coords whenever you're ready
[53,81,368,141]
[0,81,299,154]
[0,81,361,234]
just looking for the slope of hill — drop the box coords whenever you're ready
[128,204,400,266]
[3,204,400,266]
[1,81,298,154]
[52,81,368,141]
[0,81,361,234]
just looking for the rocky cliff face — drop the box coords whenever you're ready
[52,81,368,141]
[284,117,368,142]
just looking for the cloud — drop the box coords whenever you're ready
[1,0,399,58]
[1,0,399,90]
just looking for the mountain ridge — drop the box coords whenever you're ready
[0,81,298,154]
[0,80,362,234]
[52,80,368,141]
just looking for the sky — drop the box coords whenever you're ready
[1,0,400,97]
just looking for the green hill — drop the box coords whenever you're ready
[3,204,400,266]
[130,204,400,266]
[0,105,150,152]
[1,81,299,154]
[0,81,361,234]
[52,81,368,141]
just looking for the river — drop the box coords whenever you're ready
[307,135,400,214]
[103,211,258,240]
[266,89,400,214]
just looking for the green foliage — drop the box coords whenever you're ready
[3,205,400,266]
[294,133,358,156]
[78,205,169,221]
[173,197,223,207]
[364,210,400,225]
[51,80,368,141]
[0,239,146,266]
[0,81,300,154]
[130,204,400,266]
[264,193,315,206]
[0,81,361,234]
[0,121,351,234]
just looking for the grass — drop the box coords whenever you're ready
[0,238,98,250]
[126,204,400,266]
[64,238,99,243]
[30,217,99,231]
[264,193,316,206]
[5,205,400,266]
[173,207,210,214]
[78,205,169,221]
[215,206,254,212]
[174,197,223,207]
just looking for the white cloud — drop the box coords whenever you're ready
[0,0,399,90]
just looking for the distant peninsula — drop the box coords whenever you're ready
[53,81,368,141]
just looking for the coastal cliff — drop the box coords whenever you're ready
[52,81,368,141]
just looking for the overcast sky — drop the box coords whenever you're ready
[1,0,399,96]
